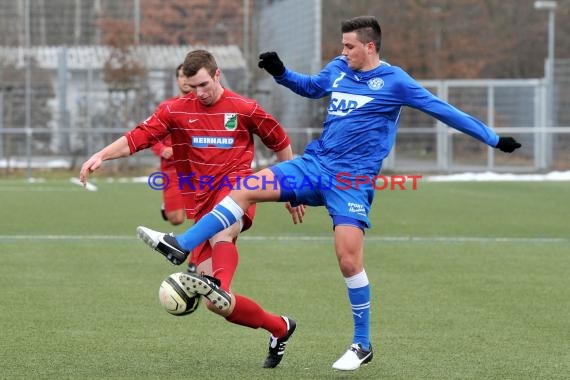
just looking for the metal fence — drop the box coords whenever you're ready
[387,77,569,173]
[1,0,569,176]
[258,76,569,173]
[250,0,569,173]
[1,75,569,175]
[0,45,247,176]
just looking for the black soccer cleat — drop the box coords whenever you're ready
[263,316,296,368]
[137,226,189,265]
[178,272,231,312]
[160,203,167,221]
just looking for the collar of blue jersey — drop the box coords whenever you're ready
[336,56,390,80]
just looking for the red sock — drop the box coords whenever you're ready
[225,295,287,337]
[211,241,238,291]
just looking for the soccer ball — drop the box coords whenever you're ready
[158,272,201,316]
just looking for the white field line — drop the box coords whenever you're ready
[0,187,81,192]
[0,235,567,244]
[69,177,98,191]
[0,179,98,192]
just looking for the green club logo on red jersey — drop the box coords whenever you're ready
[224,113,237,130]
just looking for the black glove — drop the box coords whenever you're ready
[495,136,521,153]
[258,52,285,77]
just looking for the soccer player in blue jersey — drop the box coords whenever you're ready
[137,16,521,371]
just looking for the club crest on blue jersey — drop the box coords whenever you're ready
[367,78,384,90]
[328,92,374,116]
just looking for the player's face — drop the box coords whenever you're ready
[187,68,223,106]
[176,69,192,95]
[341,32,375,71]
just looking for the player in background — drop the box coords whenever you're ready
[136,16,522,371]
[151,64,190,225]
[79,50,303,368]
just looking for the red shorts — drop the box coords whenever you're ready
[163,169,185,213]
[190,188,256,266]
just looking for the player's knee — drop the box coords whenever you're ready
[337,253,362,277]
[230,190,253,209]
[338,261,359,277]
[168,211,185,225]
[210,226,239,246]
[169,217,184,225]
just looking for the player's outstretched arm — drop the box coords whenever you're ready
[79,136,131,186]
[495,136,522,153]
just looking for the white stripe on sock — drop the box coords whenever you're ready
[211,209,230,228]
[218,196,245,220]
[345,270,369,289]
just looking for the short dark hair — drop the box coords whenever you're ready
[341,16,382,53]
[183,50,218,78]
[175,63,183,78]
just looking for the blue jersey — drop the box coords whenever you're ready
[275,56,499,177]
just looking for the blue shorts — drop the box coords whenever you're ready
[270,155,374,229]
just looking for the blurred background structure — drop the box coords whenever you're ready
[0,0,569,177]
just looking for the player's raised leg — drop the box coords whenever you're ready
[137,228,188,265]
[137,168,282,263]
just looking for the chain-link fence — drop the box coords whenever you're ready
[0,45,247,175]
[0,0,568,176]
[252,1,569,173]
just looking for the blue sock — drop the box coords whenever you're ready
[345,271,371,350]
[175,196,244,252]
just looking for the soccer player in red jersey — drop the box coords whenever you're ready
[150,64,191,226]
[79,50,303,368]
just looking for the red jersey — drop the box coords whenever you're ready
[150,96,179,173]
[125,89,290,217]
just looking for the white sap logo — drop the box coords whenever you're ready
[328,92,373,116]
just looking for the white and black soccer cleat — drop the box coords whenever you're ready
[332,343,373,371]
[137,226,189,265]
[178,272,232,312]
[263,316,297,368]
